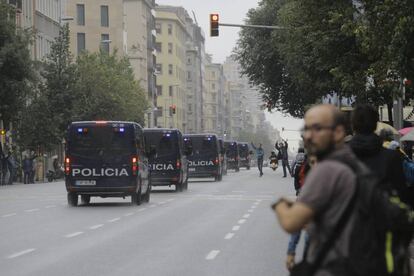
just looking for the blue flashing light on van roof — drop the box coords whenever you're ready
[119,127,125,132]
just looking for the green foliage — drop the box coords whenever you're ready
[19,27,148,151]
[236,0,414,118]
[238,129,274,157]
[73,51,148,124]
[0,3,36,125]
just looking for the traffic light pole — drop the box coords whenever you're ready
[219,23,286,30]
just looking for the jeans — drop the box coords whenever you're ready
[257,157,263,174]
[24,172,30,184]
[287,231,310,257]
[7,167,15,185]
[282,160,291,177]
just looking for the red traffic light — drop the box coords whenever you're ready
[210,14,219,37]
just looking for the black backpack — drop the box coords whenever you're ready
[327,158,414,276]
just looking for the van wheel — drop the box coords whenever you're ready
[143,184,151,203]
[175,182,183,192]
[131,187,142,206]
[247,166,250,170]
[68,193,78,207]
[81,195,90,205]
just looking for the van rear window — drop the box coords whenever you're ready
[188,137,217,154]
[145,132,177,157]
[68,126,133,158]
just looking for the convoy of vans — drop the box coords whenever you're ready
[64,121,253,206]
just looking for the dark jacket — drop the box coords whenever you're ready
[349,133,413,207]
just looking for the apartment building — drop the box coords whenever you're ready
[154,5,191,131]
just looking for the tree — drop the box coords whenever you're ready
[236,0,414,118]
[73,51,148,124]
[18,24,77,151]
[0,3,36,126]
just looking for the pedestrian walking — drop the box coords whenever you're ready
[349,104,413,207]
[291,148,306,194]
[275,140,291,177]
[273,104,359,275]
[251,142,264,176]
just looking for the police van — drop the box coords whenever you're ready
[218,138,227,176]
[237,142,252,170]
[143,128,191,192]
[183,134,223,181]
[224,141,240,172]
[64,121,152,206]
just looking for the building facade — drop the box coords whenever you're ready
[154,5,191,131]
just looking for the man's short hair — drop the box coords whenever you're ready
[351,105,379,134]
[333,108,348,128]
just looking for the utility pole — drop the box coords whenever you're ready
[393,79,405,130]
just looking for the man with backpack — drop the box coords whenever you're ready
[273,104,414,275]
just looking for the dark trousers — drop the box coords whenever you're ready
[282,160,291,177]
[24,172,30,184]
[7,168,15,185]
[257,157,264,175]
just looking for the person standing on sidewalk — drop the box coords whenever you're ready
[23,156,33,184]
[251,142,265,177]
[6,150,17,185]
[274,104,359,275]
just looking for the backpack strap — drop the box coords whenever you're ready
[309,157,358,273]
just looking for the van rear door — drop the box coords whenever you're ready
[67,124,135,187]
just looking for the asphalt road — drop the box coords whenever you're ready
[0,167,299,276]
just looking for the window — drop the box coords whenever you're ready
[156,85,162,96]
[212,94,216,101]
[101,34,110,53]
[101,5,109,27]
[169,86,173,96]
[156,106,163,117]
[77,33,85,54]
[187,71,191,81]
[212,83,216,90]
[76,4,85,26]
[155,23,162,34]
[168,24,173,35]
[155,63,162,74]
[188,104,192,112]
[168,64,173,75]
[155,42,162,53]
[187,57,191,65]
[212,71,216,78]
[168,43,173,54]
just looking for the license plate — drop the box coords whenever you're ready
[189,168,196,172]
[76,180,96,186]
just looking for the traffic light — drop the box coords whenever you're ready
[172,105,176,114]
[210,14,219,37]
[0,129,5,136]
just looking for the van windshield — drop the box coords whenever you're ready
[68,126,134,158]
[226,143,238,157]
[188,137,217,155]
[145,132,178,157]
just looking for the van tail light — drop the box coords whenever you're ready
[176,159,181,169]
[215,157,219,165]
[132,156,139,176]
[65,157,71,175]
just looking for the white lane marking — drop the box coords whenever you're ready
[89,224,104,230]
[238,219,247,224]
[248,209,254,213]
[107,218,120,223]
[251,206,257,209]
[25,208,39,213]
[159,201,167,205]
[149,204,157,208]
[2,213,17,218]
[243,214,250,218]
[206,250,220,260]
[166,199,174,202]
[232,191,246,193]
[232,225,240,231]
[45,205,56,208]
[7,248,36,259]
[124,213,134,217]
[224,233,235,240]
[65,232,84,238]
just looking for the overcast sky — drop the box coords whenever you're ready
[156,0,303,149]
